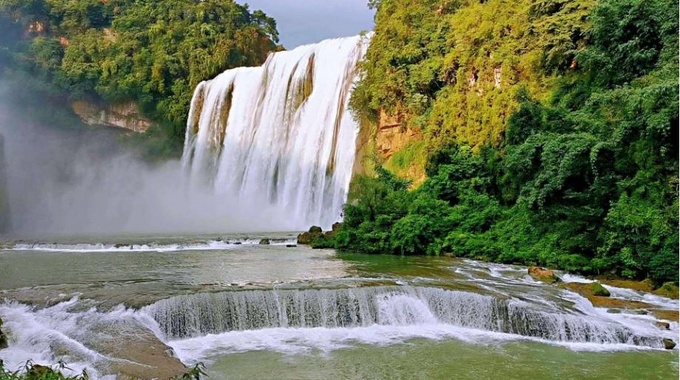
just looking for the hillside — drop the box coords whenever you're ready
[0,0,279,157]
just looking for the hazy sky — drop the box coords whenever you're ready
[243,0,375,49]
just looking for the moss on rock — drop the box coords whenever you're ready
[592,282,611,297]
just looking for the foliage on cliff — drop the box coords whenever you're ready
[352,0,594,150]
[0,0,279,157]
[342,0,679,285]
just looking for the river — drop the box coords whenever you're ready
[0,234,677,379]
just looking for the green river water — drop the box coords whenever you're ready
[0,235,677,379]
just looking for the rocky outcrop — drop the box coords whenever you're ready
[376,110,420,161]
[297,226,323,245]
[297,223,342,248]
[528,266,560,283]
[71,100,152,132]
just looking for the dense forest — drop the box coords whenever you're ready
[0,0,279,157]
[333,0,679,285]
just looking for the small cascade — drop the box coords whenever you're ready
[142,286,661,347]
[182,36,369,229]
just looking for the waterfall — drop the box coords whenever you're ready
[142,286,661,347]
[182,36,369,230]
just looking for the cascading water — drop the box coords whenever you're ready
[182,35,369,229]
[142,286,662,347]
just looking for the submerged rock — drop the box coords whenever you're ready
[0,317,7,349]
[528,266,560,283]
[650,309,679,322]
[656,322,670,330]
[662,338,676,350]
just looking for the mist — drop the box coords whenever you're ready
[0,103,296,239]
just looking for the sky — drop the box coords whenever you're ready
[243,0,376,49]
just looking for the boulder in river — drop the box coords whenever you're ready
[591,282,611,297]
[662,338,676,350]
[0,317,7,349]
[297,226,323,245]
[528,266,560,283]
[259,238,271,245]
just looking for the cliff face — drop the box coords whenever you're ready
[71,101,152,133]
[351,109,425,185]
[375,110,418,161]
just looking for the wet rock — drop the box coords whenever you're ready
[561,283,651,309]
[592,282,611,297]
[528,266,560,283]
[662,338,676,350]
[0,317,7,349]
[653,282,679,300]
[650,309,679,322]
[286,244,297,248]
[259,238,270,245]
[92,327,187,379]
[598,278,653,293]
[656,322,670,330]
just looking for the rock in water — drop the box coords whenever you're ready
[656,322,670,330]
[259,238,271,245]
[297,226,324,245]
[0,317,7,349]
[528,266,560,283]
[662,338,676,350]
[592,282,611,297]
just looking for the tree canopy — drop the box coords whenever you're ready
[0,0,280,157]
[341,0,678,285]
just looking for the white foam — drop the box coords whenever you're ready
[12,238,296,253]
[559,274,595,283]
[168,321,663,366]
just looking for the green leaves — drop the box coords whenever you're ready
[0,0,280,158]
[345,0,678,284]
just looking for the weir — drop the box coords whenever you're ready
[182,36,369,229]
[143,286,660,347]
